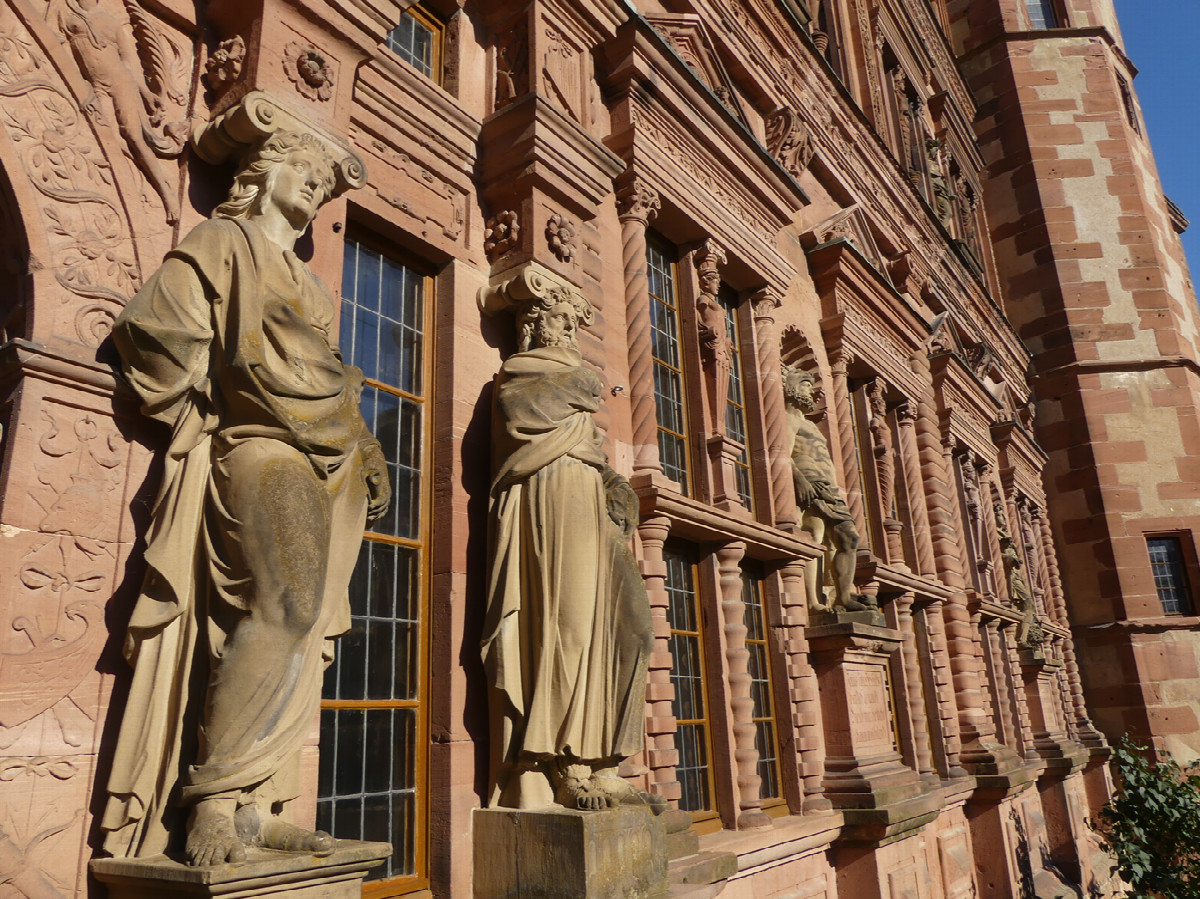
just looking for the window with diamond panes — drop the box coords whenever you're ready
[1148,536,1193,616]
[665,546,715,819]
[720,287,753,510]
[319,236,431,893]
[385,6,441,82]
[741,567,781,804]
[647,238,690,492]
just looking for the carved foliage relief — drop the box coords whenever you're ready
[0,0,192,344]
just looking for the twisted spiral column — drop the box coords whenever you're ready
[751,288,796,529]
[828,347,866,538]
[715,542,771,829]
[896,401,936,577]
[617,177,663,477]
[1038,512,1107,750]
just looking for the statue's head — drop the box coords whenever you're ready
[517,289,594,352]
[783,364,817,412]
[215,131,338,227]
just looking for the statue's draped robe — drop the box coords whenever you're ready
[102,217,370,857]
[482,347,651,808]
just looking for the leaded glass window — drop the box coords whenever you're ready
[648,239,690,492]
[386,7,440,81]
[1148,536,1192,615]
[721,287,753,510]
[665,547,714,816]
[319,236,430,890]
[1024,0,1060,29]
[741,568,780,802]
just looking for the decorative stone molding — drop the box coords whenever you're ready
[765,107,814,178]
[478,261,583,318]
[191,92,367,194]
[544,212,577,262]
[483,210,520,261]
[284,41,334,102]
[204,36,246,99]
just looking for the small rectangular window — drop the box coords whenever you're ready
[1147,536,1193,615]
[1024,0,1060,29]
[386,7,442,82]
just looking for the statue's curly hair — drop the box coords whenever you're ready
[215,131,337,221]
[516,289,594,352]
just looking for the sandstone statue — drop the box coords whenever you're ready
[101,131,389,866]
[480,277,661,813]
[783,365,872,612]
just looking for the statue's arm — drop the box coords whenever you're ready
[601,464,638,539]
[113,256,214,427]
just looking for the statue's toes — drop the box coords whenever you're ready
[261,820,336,856]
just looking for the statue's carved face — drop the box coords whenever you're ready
[267,148,332,227]
[784,372,816,412]
[534,301,579,349]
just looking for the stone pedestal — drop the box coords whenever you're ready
[89,841,391,898]
[473,805,668,898]
[809,613,941,844]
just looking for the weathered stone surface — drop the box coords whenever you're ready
[90,840,390,898]
[473,806,667,898]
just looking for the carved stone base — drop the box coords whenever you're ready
[89,841,391,898]
[473,805,668,898]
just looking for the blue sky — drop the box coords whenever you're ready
[1114,0,1200,272]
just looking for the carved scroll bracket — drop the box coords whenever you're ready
[190,91,367,195]
[478,261,584,318]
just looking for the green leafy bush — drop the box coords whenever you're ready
[1092,736,1200,899]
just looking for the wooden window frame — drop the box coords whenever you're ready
[664,544,720,830]
[720,287,754,512]
[385,4,444,84]
[740,565,785,812]
[321,233,434,897]
[647,236,693,494]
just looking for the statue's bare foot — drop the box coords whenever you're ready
[591,774,669,816]
[186,800,247,867]
[260,820,336,856]
[835,594,876,612]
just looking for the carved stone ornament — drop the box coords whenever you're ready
[52,0,190,222]
[284,41,333,102]
[545,212,577,263]
[484,210,520,261]
[782,365,874,614]
[204,36,246,98]
[616,178,660,224]
[694,239,730,367]
[766,107,815,178]
[191,92,367,196]
[478,263,663,815]
[101,125,381,868]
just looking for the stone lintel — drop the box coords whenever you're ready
[473,805,668,898]
[89,841,391,899]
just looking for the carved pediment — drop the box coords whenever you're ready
[644,14,745,122]
[800,204,886,276]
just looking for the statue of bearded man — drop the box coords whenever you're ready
[783,365,872,613]
[102,131,389,866]
[481,286,662,814]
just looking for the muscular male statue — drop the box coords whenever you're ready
[102,131,389,865]
[783,365,872,612]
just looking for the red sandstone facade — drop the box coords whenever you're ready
[0,0,1188,896]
